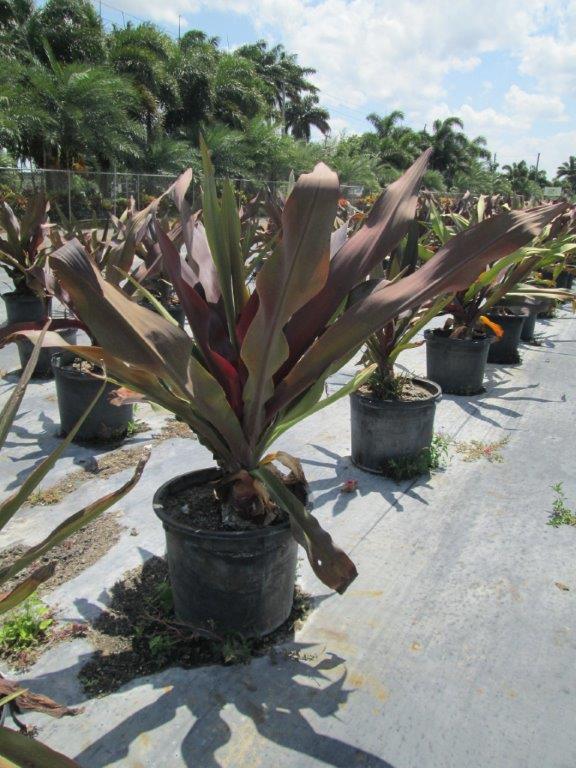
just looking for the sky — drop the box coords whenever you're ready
[95,0,576,177]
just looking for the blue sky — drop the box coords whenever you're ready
[95,0,576,177]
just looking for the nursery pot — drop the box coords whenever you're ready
[486,310,527,364]
[2,291,51,324]
[52,352,134,442]
[350,378,441,474]
[501,297,543,342]
[154,468,298,637]
[16,329,77,377]
[556,271,573,290]
[425,329,490,395]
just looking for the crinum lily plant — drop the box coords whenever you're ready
[18,146,564,594]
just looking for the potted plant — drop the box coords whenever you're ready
[24,146,563,638]
[0,194,79,376]
[423,203,572,385]
[0,328,149,766]
[348,221,449,474]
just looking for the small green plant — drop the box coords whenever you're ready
[384,433,450,481]
[0,596,53,657]
[220,634,252,665]
[548,483,576,527]
[148,634,176,662]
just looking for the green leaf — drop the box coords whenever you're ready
[0,323,49,449]
[0,448,151,590]
[0,725,81,767]
[0,378,107,530]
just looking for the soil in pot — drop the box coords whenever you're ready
[78,556,312,697]
[52,353,134,442]
[350,376,441,475]
[425,328,490,395]
[154,468,301,637]
[16,329,77,378]
[2,291,51,324]
[486,309,526,364]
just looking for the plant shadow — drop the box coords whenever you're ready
[304,444,434,516]
[19,556,397,768]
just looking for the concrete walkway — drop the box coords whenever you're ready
[0,310,575,768]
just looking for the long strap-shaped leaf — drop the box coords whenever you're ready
[240,162,339,444]
[0,375,108,529]
[281,149,432,374]
[0,564,55,615]
[0,726,81,768]
[0,447,150,590]
[49,239,194,398]
[4,332,235,464]
[0,322,49,448]
[269,203,567,418]
[253,466,357,593]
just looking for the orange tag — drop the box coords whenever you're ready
[479,315,504,337]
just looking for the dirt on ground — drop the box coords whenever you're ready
[27,419,195,508]
[0,510,124,594]
[79,556,311,697]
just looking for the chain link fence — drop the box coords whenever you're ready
[0,167,366,225]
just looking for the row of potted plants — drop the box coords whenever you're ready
[1,145,571,641]
[1,146,574,765]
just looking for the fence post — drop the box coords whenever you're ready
[136,173,140,210]
[67,170,72,222]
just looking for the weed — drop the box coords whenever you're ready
[384,433,449,481]
[455,436,509,463]
[79,557,312,696]
[221,634,252,665]
[548,483,576,527]
[0,597,53,658]
[126,420,150,437]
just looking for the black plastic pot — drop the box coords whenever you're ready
[556,271,573,290]
[154,468,298,637]
[542,269,574,290]
[2,291,51,323]
[52,352,134,442]
[486,311,526,364]
[520,311,537,341]
[16,329,77,377]
[425,329,490,395]
[500,297,542,342]
[350,378,441,474]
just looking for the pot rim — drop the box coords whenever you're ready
[51,351,105,382]
[424,328,491,347]
[350,375,442,407]
[487,307,529,321]
[154,467,292,541]
[2,290,48,301]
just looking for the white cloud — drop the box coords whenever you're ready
[120,0,576,174]
[505,85,566,122]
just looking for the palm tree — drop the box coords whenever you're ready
[236,39,318,120]
[366,110,406,139]
[427,117,490,187]
[212,53,267,129]
[557,156,576,192]
[27,0,106,64]
[108,23,179,143]
[0,50,145,168]
[502,161,531,196]
[285,96,330,141]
